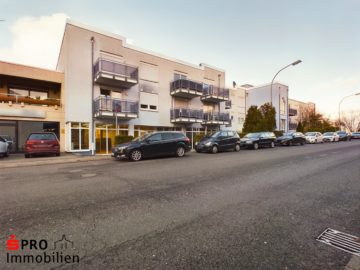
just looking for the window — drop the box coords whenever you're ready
[148,133,162,142]
[228,131,235,137]
[28,133,57,141]
[9,88,48,99]
[140,92,158,111]
[149,105,157,110]
[70,122,89,150]
[219,131,228,137]
[140,104,148,109]
[162,133,174,140]
[100,89,111,96]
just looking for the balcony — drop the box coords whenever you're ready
[203,112,230,125]
[94,59,138,88]
[94,96,138,119]
[289,122,298,130]
[289,108,298,116]
[0,93,61,107]
[170,79,203,99]
[201,86,230,103]
[170,108,204,124]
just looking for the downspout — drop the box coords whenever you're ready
[90,36,95,155]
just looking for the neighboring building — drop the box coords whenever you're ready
[245,82,289,132]
[228,87,246,132]
[0,61,65,152]
[288,99,316,131]
[56,20,230,154]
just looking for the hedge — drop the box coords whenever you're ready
[115,135,134,145]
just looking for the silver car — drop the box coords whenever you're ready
[322,132,340,142]
[0,136,10,157]
[305,132,323,143]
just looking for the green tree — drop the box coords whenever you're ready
[296,121,304,132]
[259,103,276,131]
[243,105,263,133]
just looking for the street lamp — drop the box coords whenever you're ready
[338,92,360,129]
[270,60,302,105]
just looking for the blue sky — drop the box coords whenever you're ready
[1,0,360,118]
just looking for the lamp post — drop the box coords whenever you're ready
[338,92,360,129]
[270,60,302,105]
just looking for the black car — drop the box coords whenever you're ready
[195,130,240,153]
[275,132,306,146]
[336,131,351,141]
[112,132,191,161]
[240,132,276,150]
[351,132,360,139]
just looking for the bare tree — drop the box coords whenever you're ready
[339,110,360,132]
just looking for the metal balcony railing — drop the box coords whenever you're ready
[289,108,298,116]
[170,79,203,94]
[94,96,138,115]
[202,86,230,99]
[94,58,138,84]
[170,108,204,120]
[0,93,61,106]
[289,122,298,130]
[203,112,230,122]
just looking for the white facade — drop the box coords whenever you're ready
[228,87,246,132]
[245,82,289,132]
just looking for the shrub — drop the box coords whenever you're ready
[273,130,284,137]
[115,135,134,145]
[193,134,206,144]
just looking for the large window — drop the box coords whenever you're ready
[9,88,49,99]
[70,122,89,150]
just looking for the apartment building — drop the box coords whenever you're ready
[288,99,316,131]
[0,61,65,152]
[245,82,289,132]
[228,87,246,132]
[56,20,230,154]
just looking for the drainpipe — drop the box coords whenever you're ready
[90,36,95,155]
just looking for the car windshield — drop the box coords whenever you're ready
[305,132,316,136]
[337,131,346,134]
[323,132,334,136]
[28,133,57,140]
[244,133,261,138]
[209,131,222,138]
[0,135,11,141]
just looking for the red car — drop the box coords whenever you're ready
[24,132,60,158]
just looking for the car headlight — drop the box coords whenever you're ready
[205,141,212,146]
[117,146,126,151]
[195,142,198,146]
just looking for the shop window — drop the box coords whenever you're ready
[70,122,89,150]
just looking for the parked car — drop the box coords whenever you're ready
[112,131,191,161]
[240,132,276,150]
[336,131,351,141]
[0,136,10,157]
[305,132,323,144]
[275,132,306,146]
[195,130,240,153]
[351,132,360,139]
[0,135,14,152]
[322,132,340,142]
[24,132,60,158]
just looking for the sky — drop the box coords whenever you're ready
[0,0,359,119]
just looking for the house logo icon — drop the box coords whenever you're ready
[52,235,74,250]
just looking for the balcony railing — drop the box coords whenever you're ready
[94,96,138,119]
[289,122,298,130]
[170,79,203,98]
[203,112,230,125]
[170,108,204,123]
[94,58,138,88]
[289,108,298,116]
[0,93,61,107]
[201,86,230,102]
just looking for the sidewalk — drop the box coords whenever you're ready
[0,152,111,169]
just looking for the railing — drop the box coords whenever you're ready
[203,112,230,122]
[170,108,204,120]
[0,93,61,106]
[94,58,138,81]
[203,86,230,99]
[94,96,138,114]
[289,122,298,130]
[289,108,298,116]
[170,79,203,94]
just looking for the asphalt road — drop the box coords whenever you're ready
[0,140,359,269]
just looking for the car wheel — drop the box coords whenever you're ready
[234,144,241,152]
[253,143,259,150]
[130,149,142,161]
[176,146,185,157]
[300,141,305,145]
[270,142,275,148]
[212,145,218,154]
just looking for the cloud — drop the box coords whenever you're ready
[0,13,68,69]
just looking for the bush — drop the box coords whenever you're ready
[115,135,134,145]
[193,134,206,144]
